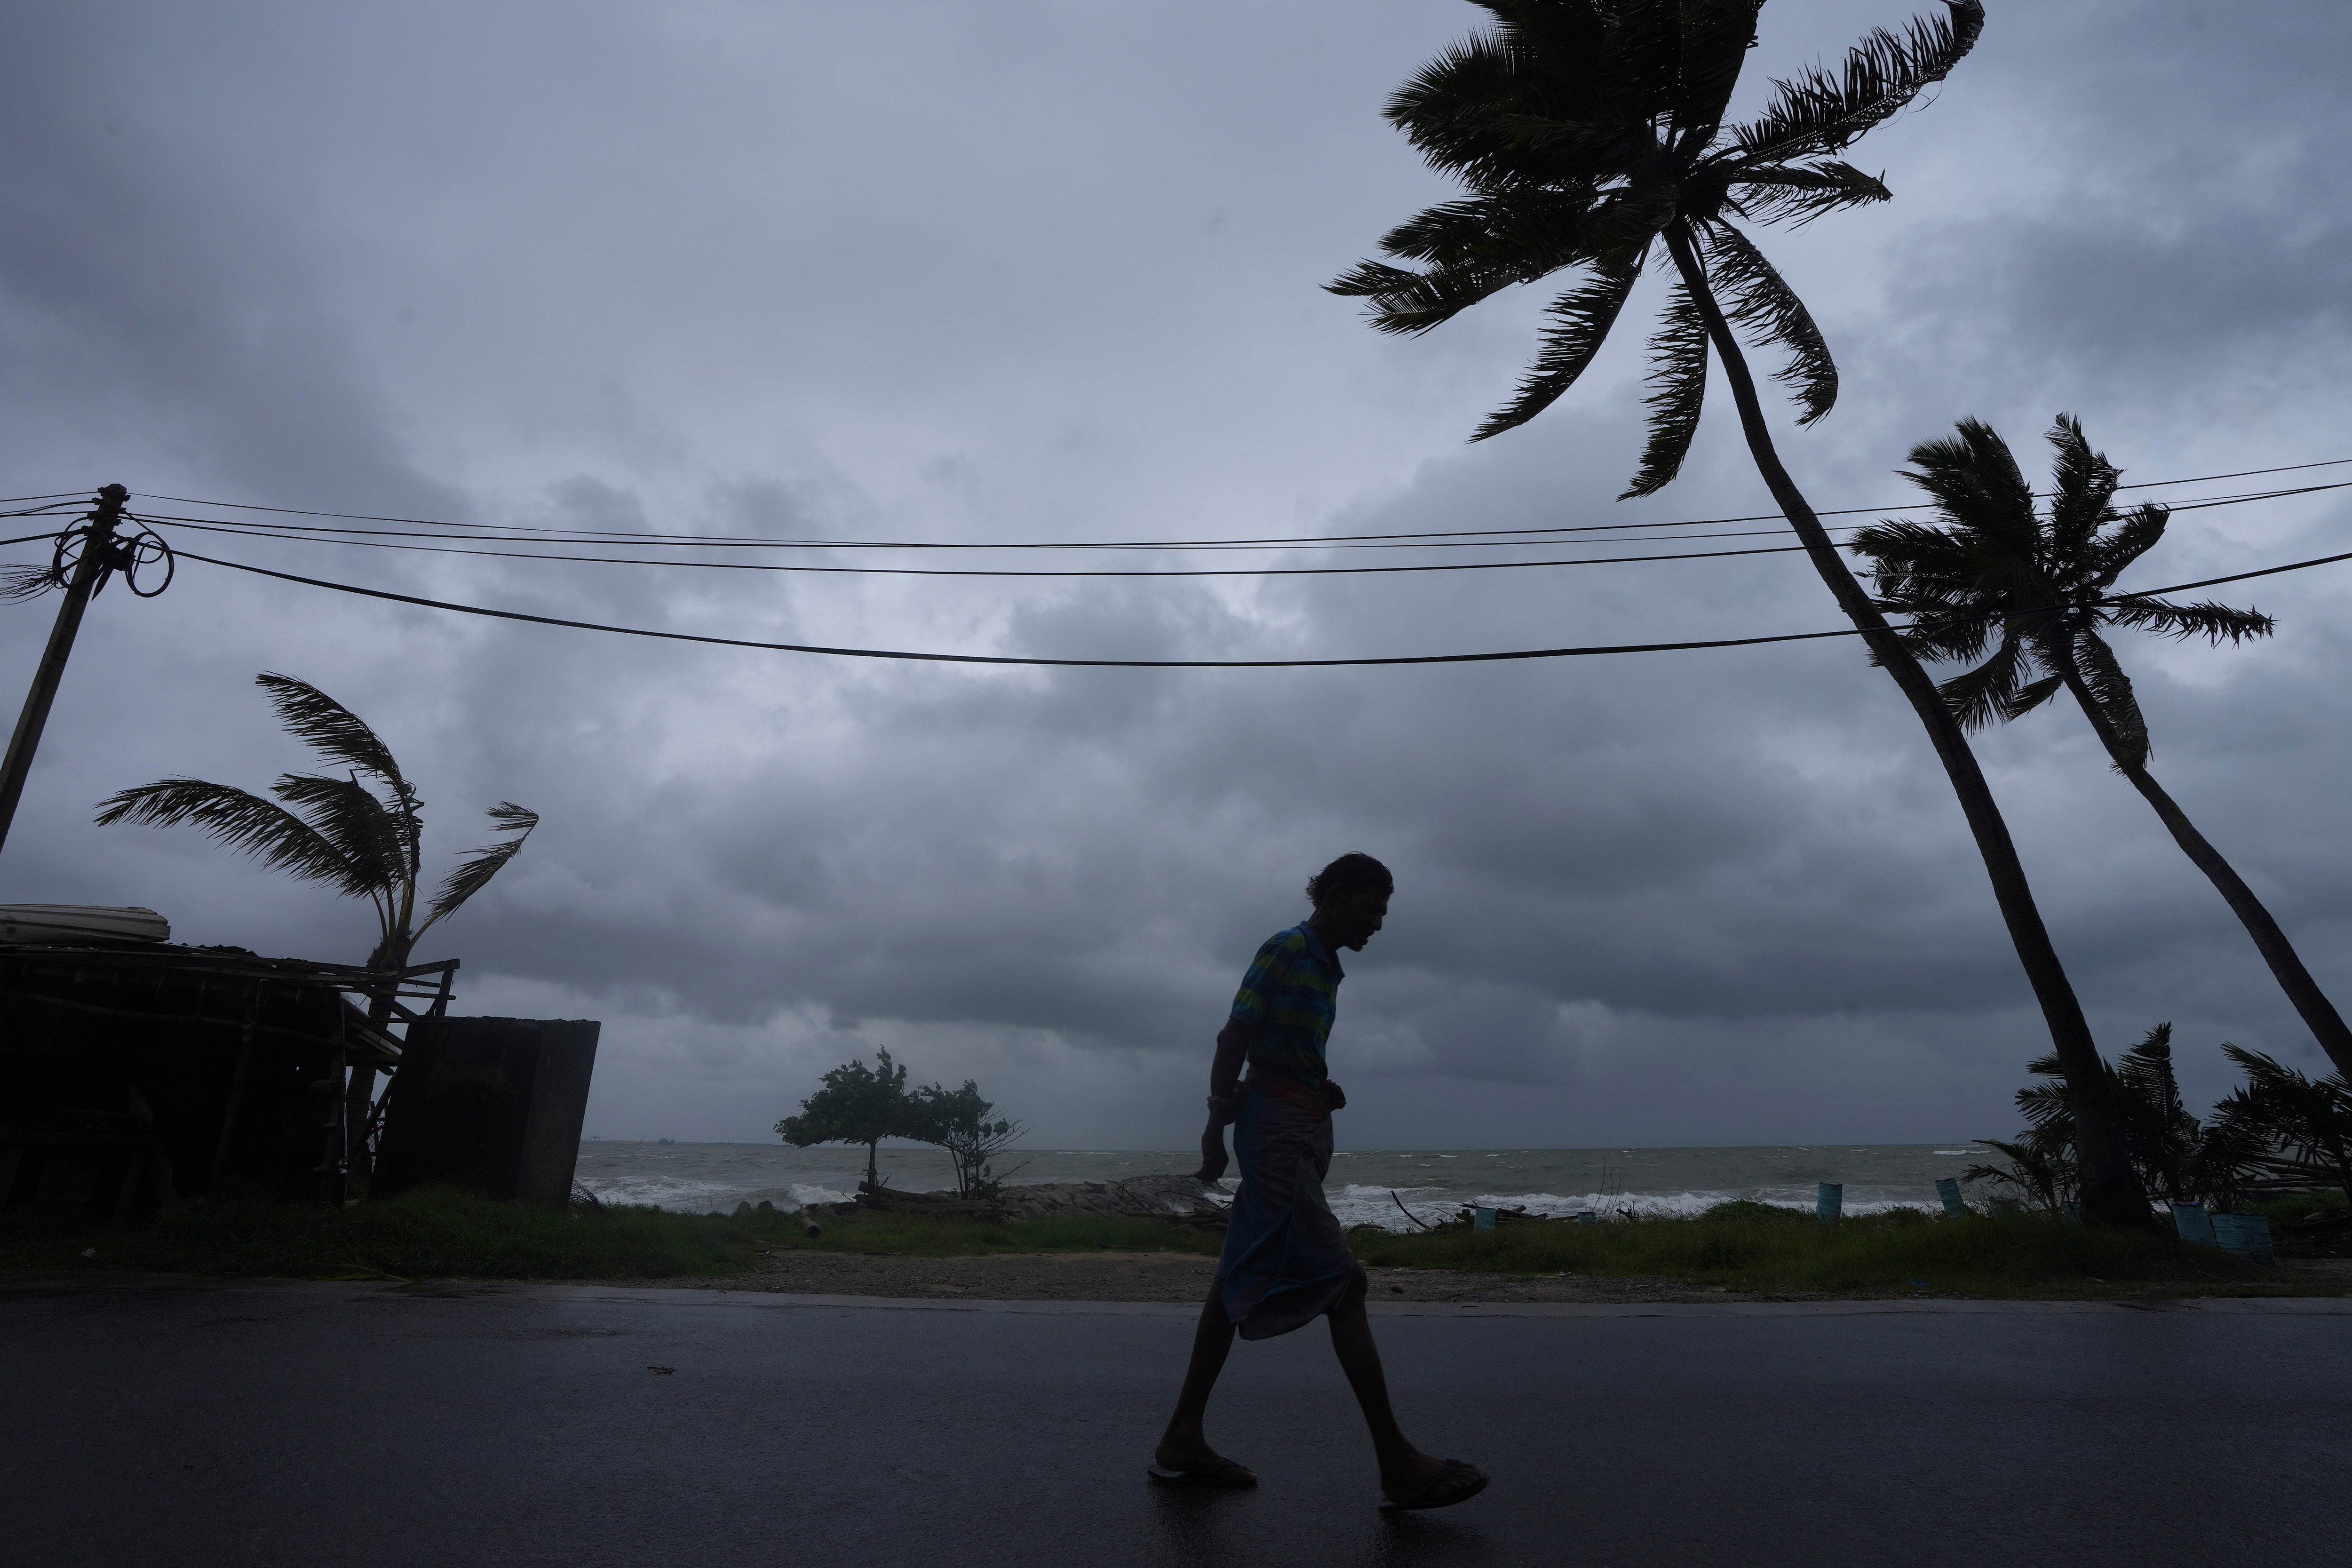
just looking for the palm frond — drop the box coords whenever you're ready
[2101,595,2275,646]
[1848,518,1981,577]
[1669,0,1765,147]
[2016,1077,2075,1138]
[1462,115,1653,171]
[1469,260,1642,441]
[256,673,419,822]
[2042,414,2122,557]
[1899,419,2037,552]
[1933,630,2034,731]
[1850,520,2001,661]
[1999,672,2066,721]
[1372,188,1597,271]
[2117,1021,2181,1113]
[1727,1,1984,162]
[1730,159,1892,227]
[1591,0,1694,133]
[1330,191,1603,334]
[1327,258,1519,336]
[2080,502,2169,585]
[1618,277,1709,498]
[2069,629,2150,770]
[418,802,539,935]
[1700,223,1836,424]
[94,778,358,889]
[1385,21,1623,191]
[271,773,412,897]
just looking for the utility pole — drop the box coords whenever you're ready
[0,484,129,856]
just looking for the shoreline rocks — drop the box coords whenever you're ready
[814,1173,1229,1226]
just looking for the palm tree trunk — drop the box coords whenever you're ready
[346,935,415,1194]
[2056,667,2352,1079]
[1661,224,2151,1226]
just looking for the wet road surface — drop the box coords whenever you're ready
[6,1276,2348,1567]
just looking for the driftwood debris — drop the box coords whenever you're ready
[855,1180,1004,1218]
[835,1173,1232,1227]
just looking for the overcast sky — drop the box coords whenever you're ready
[3,0,2346,1150]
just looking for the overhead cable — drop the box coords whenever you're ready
[171,544,2352,670]
[146,517,1812,578]
[131,455,2352,554]
[119,479,2352,581]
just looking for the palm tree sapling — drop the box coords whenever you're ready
[1329,0,2150,1221]
[1849,415,2352,1082]
[95,673,538,1179]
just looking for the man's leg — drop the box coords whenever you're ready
[1327,1271,1484,1502]
[1153,1282,1250,1477]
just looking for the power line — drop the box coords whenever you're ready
[131,455,2352,553]
[172,543,2352,670]
[144,515,1814,578]
[133,508,1825,552]
[117,478,2352,581]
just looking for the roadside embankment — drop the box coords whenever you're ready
[4,1185,2344,1302]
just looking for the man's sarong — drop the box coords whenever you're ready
[1216,1090,1364,1339]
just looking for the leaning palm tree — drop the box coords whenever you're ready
[1328,0,2148,1222]
[1849,415,2352,1082]
[96,672,537,1178]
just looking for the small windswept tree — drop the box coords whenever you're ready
[777,1049,911,1188]
[905,1079,1025,1199]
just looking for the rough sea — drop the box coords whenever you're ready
[573,1140,1987,1231]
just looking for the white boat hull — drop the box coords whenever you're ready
[0,904,171,945]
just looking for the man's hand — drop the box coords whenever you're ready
[1206,1091,1242,1123]
[1324,1080,1346,1111]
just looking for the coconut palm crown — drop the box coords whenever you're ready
[1852,414,2272,757]
[95,672,537,973]
[1329,0,1983,491]
[1851,416,2352,1081]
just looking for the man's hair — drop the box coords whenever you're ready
[1306,852,1393,907]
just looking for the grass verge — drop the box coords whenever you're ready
[0,1187,1222,1280]
[0,1191,2333,1296]
[1355,1201,2318,1297]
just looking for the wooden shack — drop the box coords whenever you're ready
[0,943,455,1221]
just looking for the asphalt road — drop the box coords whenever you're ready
[5,1277,2347,1568]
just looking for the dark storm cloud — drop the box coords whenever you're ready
[2,1,2347,1148]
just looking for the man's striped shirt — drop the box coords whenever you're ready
[1229,922,1344,1083]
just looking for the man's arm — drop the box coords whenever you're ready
[1209,1017,1252,1111]
[1191,1018,1255,1184]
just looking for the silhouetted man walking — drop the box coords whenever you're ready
[1151,852,1487,1512]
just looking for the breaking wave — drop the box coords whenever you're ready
[1329,1184,1936,1232]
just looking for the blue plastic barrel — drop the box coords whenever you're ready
[1935,1178,1967,1218]
[2210,1213,2274,1264]
[2171,1202,2217,1248]
[1815,1182,1843,1222]
[1472,1206,1495,1232]
[1575,1210,1598,1226]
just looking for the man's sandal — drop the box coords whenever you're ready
[1147,1458,1258,1488]
[1379,1459,1489,1512]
